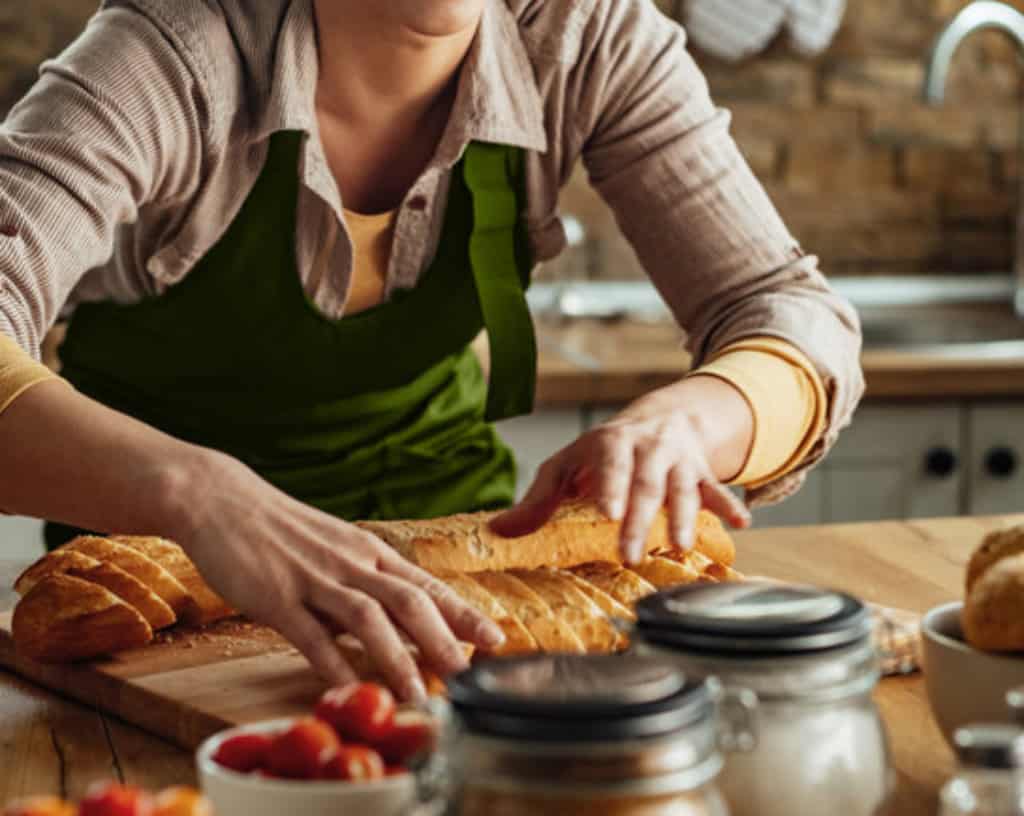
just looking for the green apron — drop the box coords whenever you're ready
[47,131,536,548]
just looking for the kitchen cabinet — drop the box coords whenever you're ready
[500,401,1023,525]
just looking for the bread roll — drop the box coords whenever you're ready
[13,574,153,663]
[358,502,734,575]
[963,553,1024,651]
[441,572,538,656]
[472,571,586,653]
[966,525,1024,594]
[511,568,626,652]
[112,536,235,625]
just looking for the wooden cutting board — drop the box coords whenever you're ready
[0,614,324,750]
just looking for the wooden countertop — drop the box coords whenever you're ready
[534,320,1024,405]
[0,514,1012,812]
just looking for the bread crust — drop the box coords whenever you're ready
[967,525,1024,593]
[12,574,153,663]
[441,572,538,656]
[14,550,103,596]
[570,562,658,608]
[358,502,734,575]
[472,571,587,653]
[559,571,635,622]
[628,556,702,589]
[67,562,176,631]
[964,553,1024,651]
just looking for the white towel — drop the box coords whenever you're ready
[683,0,846,61]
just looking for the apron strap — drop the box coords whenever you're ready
[463,142,537,422]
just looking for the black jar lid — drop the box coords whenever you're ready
[447,653,713,742]
[634,581,872,655]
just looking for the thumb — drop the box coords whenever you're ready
[490,458,569,538]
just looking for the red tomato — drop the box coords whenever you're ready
[384,765,410,777]
[314,683,396,744]
[211,733,274,774]
[79,783,153,816]
[320,745,385,782]
[267,718,341,780]
[376,709,437,765]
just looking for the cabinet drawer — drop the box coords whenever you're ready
[829,405,961,464]
[967,403,1024,516]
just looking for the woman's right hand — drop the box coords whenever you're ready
[162,448,505,702]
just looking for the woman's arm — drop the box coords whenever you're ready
[0,9,501,696]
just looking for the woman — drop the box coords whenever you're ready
[0,0,863,700]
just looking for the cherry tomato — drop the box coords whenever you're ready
[267,718,341,780]
[211,733,274,774]
[151,788,211,816]
[2,797,76,816]
[320,745,385,782]
[79,783,153,816]
[315,683,396,744]
[384,765,410,777]
[376,709,437,765]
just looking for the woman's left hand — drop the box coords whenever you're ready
[491,376,754,563]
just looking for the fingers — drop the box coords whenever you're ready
[383,555,506,651]
[620,445,673,564]
[273,606,358,688]
[700,481,752,529]
[594,429,635,521]
[489,455,568,538]
[345,568,472,677]
[667,464,701,552]
[307,581,426,703]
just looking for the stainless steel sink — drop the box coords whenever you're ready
[528,275,1024,358]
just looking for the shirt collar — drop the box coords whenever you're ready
[256,0,548,158]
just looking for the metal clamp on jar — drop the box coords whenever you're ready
[443,653,731,816]
[632,581,894,816]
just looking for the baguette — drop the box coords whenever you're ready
[12,574,153,663]
[66,562,176,631]
[560,571,635,622]
[570,562,659,608]
[14,550,104,596]
[440,572,538,656]
[629,555,703,589]
[112,536,235,625]
[510,568,626,652]
[358,502,734,575]
[472,571,587,653]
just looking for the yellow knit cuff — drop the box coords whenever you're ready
[0,333,59,416]
[695,337,828,488]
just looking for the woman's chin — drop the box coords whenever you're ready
[395,0,485,38]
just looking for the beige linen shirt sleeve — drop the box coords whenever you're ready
[0,7,204,358]
[568,0,864,505]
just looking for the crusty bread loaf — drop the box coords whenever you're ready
[629,555,703,589]
[13,574,153,663]
[440,572,538,656]
[66,562,176,631]
[358,502,734,575]
[472,571,587,653]
[560,571,635,622]
[570,562,658,608]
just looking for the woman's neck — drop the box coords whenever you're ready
[313,1,482,132]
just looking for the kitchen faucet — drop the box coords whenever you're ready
[925,1,1024,317]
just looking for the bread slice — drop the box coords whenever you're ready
[61,537,195,619]
[441,572,538,656]
[67,562,176,631]
[511,568,625,652]
[472,571,586,653]
[14,550,104,596]
[560,570,635,622]
[12,573,153,662]
[570,562,657,608]
[112,536,235,625]
[628,556,703,589]
[358,501,734,575]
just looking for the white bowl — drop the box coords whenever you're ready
[196,718,417,816]
[921,601,1024,746]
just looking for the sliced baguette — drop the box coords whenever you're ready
[559,570,635,622]
[358,502,733,575]
[441,572,538,656]
[112,536,235,625]
[66,562,176,631]
[628,556,702,589]
[511,568,625,652]
[12,573,153,663]
[570,562,658,608]
[472,571,586,653]
[14,550,104,596]
[61,537,195,619]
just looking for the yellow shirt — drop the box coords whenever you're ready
[0,208,825,488]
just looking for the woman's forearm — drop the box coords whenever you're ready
[0,379,205,539]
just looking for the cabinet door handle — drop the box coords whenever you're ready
[985,446,1018,479]
[924,447,958,479]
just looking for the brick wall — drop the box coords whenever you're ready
[2,1,1021,280]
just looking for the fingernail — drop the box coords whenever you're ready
[623,537,642,564]
[407,677,427,704]
[605,500,624,521]
[479,621,506,649]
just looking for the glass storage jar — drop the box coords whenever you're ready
[633,581,894,816]
[939,724,1024,815]
[444,653,731,816]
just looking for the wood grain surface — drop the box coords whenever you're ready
[1,515,1018,812]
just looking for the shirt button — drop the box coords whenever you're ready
[407,195,428,212]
